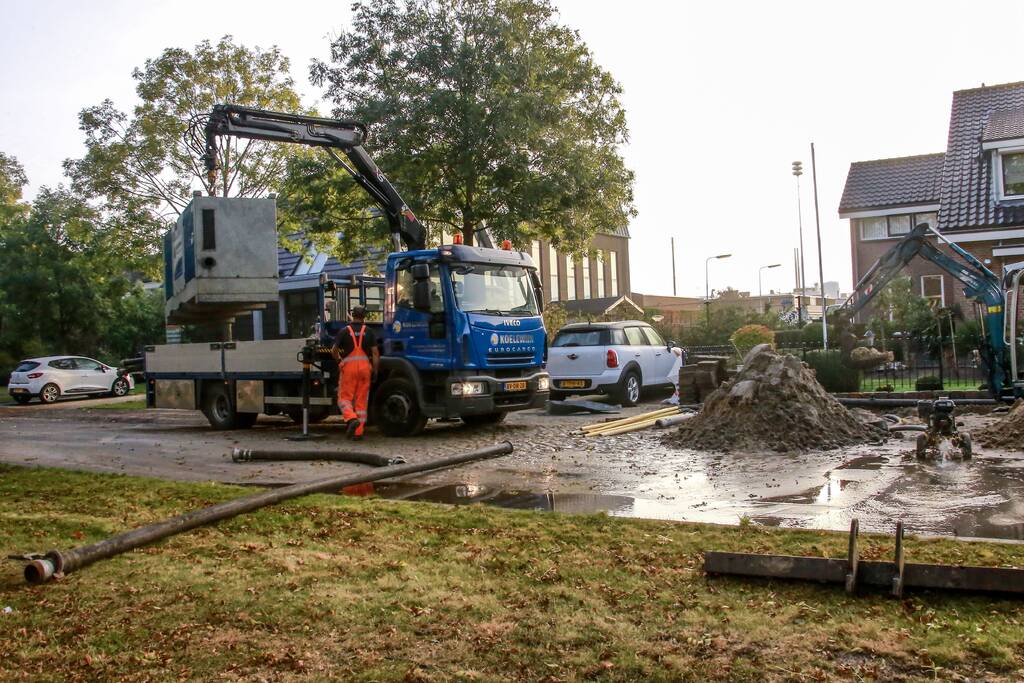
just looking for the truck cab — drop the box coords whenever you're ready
[363,242,550,435]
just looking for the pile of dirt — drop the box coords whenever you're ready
[666,344,887,452]
[974,400,1024,449]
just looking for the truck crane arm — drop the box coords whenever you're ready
[201,104,426,252]
[831,222,1007,394]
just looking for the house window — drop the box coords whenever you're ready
[609,251,619,296]
[913,212,937,229]
[581,258,591,299]
[921,275,944,307]
[888,214,911,236]
[530,240,541,269]
[548,245,559,302]
[859,216,888,240]
[1002,152,1024,198]
[596,253,606,298]
[565,255,577,301]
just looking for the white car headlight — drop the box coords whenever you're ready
[537,375,550,391]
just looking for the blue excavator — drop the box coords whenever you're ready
[830,222,1024,401]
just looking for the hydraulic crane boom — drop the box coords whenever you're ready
[832,222,1008,395]
[201,104,426,252]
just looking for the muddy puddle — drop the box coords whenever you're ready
[345,446,1024,542]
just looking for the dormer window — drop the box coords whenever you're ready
[1000,150,1024,199]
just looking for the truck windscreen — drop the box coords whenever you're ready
[450,264,539,316]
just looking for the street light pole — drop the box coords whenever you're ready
[705,253,732,326]
[811,142,828,349]
[759,263,781,298]
[792,161,806,324]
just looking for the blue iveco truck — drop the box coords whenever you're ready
[144,105,549,436]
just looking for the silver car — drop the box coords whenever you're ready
[546,321,677,406]
[7,356,135,404]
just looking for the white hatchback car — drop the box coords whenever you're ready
[7,356,135,404]
[546,321,677,406]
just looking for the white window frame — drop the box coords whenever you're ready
[858,212,937,241]
[596,253,606,298]
[581,257,591,299]
[565,254,577,301]
[994,146,1024,201]
[548,244,559,302]
[609,251,619,296]
[921,274,945,307]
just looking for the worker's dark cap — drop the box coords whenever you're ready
[351,306,367,319]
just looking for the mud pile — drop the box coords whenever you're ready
[975,400,1024,449]
[666,344,886,452]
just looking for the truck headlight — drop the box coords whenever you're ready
[451,381,486,397]
[537,375,550,392]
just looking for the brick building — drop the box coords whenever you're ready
[840,81,1024,319]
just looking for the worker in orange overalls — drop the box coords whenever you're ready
[331,306,379,440]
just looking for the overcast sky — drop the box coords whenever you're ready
[3,1,1024,297]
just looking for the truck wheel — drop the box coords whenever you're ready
[462,412,507,427]
[373,378,427,437]
[615,370,641,407]
[202,385,238,430]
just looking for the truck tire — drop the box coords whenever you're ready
[202,385,239,430]
[614,370,641,407]
[373,377,427,437]
[462,412,507,427]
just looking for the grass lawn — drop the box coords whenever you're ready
[1,465,1022,681]
[860,377,985,393]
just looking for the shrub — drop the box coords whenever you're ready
[730,324,774,357]
[804,349,861,393]
[876,384,895,393]
[915,375,943,391]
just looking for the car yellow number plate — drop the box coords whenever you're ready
[503,380,528,392]
[559,380,587,389]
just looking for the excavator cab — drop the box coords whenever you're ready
[1002,262,1024,386]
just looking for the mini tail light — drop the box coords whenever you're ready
[27,372,43,379]
[606,349,618,368]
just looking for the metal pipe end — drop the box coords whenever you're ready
[24,557,55,584]
[500,440,514,454]
[231,448,251,463]
[388,456,408,465]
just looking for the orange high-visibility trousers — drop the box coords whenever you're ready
[337,325,371,437]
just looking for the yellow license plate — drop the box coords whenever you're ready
[503,381,528,392]
[559,380,587,389]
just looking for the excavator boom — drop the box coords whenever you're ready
[201,104,426,252]
[832,223,1008,395]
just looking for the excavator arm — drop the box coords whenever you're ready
[832,222,1007,394]
[201,104,426,252]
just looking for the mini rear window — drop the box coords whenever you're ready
[553,329,607,347]
[14,361,40,372]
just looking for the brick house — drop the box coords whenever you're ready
[840,81,1024,319]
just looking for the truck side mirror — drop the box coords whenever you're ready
[411,263,430,280]
[413,279,432,311]
[530,270,544,314]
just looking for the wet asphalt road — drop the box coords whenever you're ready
[1,399,1023,541]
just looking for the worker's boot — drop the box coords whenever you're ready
[346,418,360,438]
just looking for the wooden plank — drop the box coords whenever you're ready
[705,552,1024,596]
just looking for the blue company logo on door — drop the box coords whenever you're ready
[489,332,535,353]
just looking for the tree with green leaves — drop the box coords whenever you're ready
[63,35,303,274]
[0,152,29,221]
[285,0,634,262]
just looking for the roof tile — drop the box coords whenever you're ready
[838,154,943,213]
